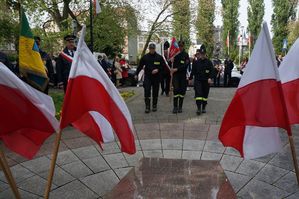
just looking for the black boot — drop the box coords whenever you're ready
[145,98,150,113]
[196,100,202,115]
[173,97,178,114]
[202,102,207,113]
[178,97,184,113]
[152,97,158,112]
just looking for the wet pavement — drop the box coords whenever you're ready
[0,87,299,199]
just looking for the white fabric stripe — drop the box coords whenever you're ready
[89,111,115,143]
[69,26,134,132]
[243,126,283,159]
[238,23,280,88]
[0,63,59,131]
[94,0,101,14]
[279,38,299,83]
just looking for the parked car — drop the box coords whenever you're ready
[126,67,138,86]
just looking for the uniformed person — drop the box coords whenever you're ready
[189,45,213,115]
[136,43,165,113]
[56,35,77,93]
[34,36,55,94]
[171,41,190,113]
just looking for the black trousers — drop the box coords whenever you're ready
[173,74,187,98]
[214,75,220,87]
[161,73,171,95]
[143,76,160,98]
[194,79,210,104]
[224,71,231,87]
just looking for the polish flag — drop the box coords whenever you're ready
[168,37,180,61]
[279,38,299,125]
[218,23,291,159]
[0,63,59,159]
[94,0,101,15]
[60,26,136,154]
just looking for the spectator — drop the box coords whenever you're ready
[120,58,129,86]
[276,54,283,67]
[224,57,234,87]
[214,62,222,87]
[240,57,248,75]
[0,51,14,73]
[114,57,122,87]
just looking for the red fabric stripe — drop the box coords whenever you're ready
[0,85,54,159]
[60,52,73,63]
[60,76,136,154]
[282,78,299,124]
[72,112,104,150]
[219,79,291,157]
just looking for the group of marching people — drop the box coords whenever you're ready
[136,41,214,115]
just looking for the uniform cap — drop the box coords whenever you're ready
[64,35,76,41]
[149,43,156,49]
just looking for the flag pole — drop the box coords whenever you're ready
[288,135,299,185]
[0,148,21,199]
[89,0,94,53]
[44,130,62,199]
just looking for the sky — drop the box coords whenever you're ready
[137,0,276,41]
[215,0,273,29]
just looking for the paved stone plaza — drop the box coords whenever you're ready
[1,87,299,199]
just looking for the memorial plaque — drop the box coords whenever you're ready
[105,158,236,199]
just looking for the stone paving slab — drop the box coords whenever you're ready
[1,87,299,199]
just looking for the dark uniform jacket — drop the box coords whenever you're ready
[39,49,54,84]
[137,52,165,79]
[56,47,76,84]
[173,50,190,76]
[224,59,234,72]
[190,58,214,81]
[0,52,14,73]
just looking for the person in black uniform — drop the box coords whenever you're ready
[56,35,76,93]
[0,51,14,72]
[34,36,55,94]
[160,41,171,96]
[223,57,234,87]
[189,45,213,115]
[136,43,165,113]
[171,41,190,114]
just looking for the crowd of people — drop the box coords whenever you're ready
[0,35,133,94]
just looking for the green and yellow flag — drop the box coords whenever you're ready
[19,10,48,91]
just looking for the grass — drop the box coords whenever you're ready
[49,89,135,119]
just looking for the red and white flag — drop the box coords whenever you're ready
[279,38,299,125]
[60,26,136,154]
[0,63,59,159]
[219,23,291,159]
[94,0,101,15]
[168,37,180,61]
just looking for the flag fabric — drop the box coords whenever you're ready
[218,23,291,159]
[168,37,180,61]
[279,38,299,125]
[19,9,48,91]
[60,26,136,154]
[0,63,58,159]
[226,31,230,55]
[93,0,101,15]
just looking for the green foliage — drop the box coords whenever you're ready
[32,28,71,55]
[288,20,299,47]
[271,0,298,53]
[196,0,215,57]
[85,5,127,58]
[0,1,19,47]
[247,0,264,44]
[221,0,240,56]
[172,0,191,48]
[49,90,64,119]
